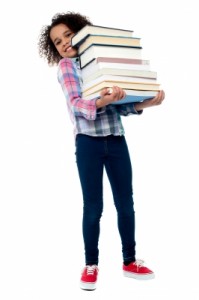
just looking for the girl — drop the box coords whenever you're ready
[38,12,165,291]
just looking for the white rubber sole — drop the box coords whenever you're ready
[123,271,155,280]
[80,281,96,291]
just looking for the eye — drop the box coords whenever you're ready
[55,40,61,46]
[65,32,73,38]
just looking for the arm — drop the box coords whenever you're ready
[58,59,126,119]
[96,88,165,115]
[58,58,98,120]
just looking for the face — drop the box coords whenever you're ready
[50,23,78,58]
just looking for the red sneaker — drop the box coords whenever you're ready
[123,259,155,280]
[80,265,99,290]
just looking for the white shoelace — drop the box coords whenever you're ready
[86,265,98,275]
[134,259,145,268]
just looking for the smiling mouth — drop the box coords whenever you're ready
[65,46,72,52]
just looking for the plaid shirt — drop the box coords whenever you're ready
[57,58,141,138]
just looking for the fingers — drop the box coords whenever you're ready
[153,90,165,105]
[108,86,126,100]
[158,90,165,101]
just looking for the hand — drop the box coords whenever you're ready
[147,89,165,106]
[96,86,126,108]
[134,90,165,111]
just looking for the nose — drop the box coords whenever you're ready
[63,37,71,47]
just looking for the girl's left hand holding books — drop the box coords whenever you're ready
[134,90,165,112]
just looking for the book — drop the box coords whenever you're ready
[82,76,160,97]
[77,34,141,55]
[81,57,151,79]
[82,68,157,84]
[71,24,134,47]
[83,89,158,105]
[82,74,158,93]
[83,56,150,66]
[79,44,143,69]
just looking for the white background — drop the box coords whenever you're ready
[0,0,199,299]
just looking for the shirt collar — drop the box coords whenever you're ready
[71,57,79,63]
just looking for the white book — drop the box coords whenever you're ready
[81,61,151,79]
[79,44,142,69]
[82,68,157,84]
[81,62,151,79]
[83,89,158,105]
[77,35,141,55]
[81,58,151,80]
[82,80,160,97]
[82,74,158,93]
[71,24,134,47]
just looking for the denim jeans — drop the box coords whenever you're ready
[75,134,136,265]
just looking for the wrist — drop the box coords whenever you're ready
[96,98,103,108]
[134,102,144,111]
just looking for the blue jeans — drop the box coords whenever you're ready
[75,134,136,265]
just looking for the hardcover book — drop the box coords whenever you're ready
[77,34,141,55]
[82,74,158,93]
[81,57,151,79]
[71,24,134,47]
[82,76,160,97]
[79,44,143,69]
[83,89,159,105]
[82,68,157,84]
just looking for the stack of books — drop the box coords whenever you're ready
[71,24,161,105]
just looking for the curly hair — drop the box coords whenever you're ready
[38,12,92,66]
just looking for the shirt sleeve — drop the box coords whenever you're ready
[57,58,98,120]
[114,103,143,116]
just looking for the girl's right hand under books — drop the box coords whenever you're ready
[96,86,126,108]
